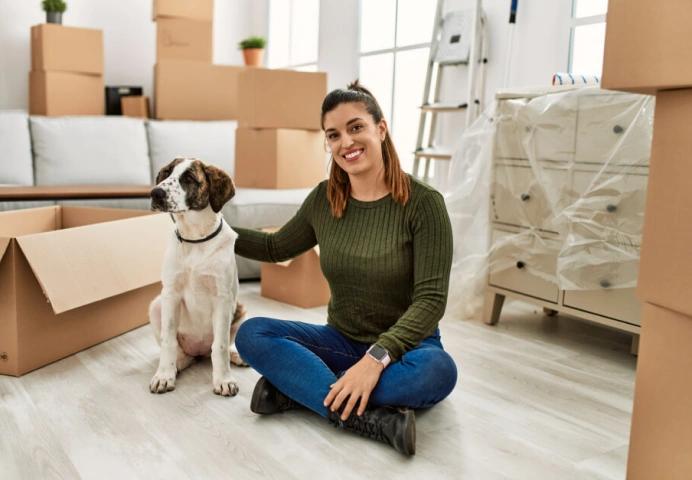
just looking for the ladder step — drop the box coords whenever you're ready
[420,102,468,112]
[414,148,453,160]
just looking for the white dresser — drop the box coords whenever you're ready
[483,86,654,349]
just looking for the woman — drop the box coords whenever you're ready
[234,81,457,456]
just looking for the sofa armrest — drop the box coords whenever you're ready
[0,185,152,201]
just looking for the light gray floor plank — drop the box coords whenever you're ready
[0,281,635,480]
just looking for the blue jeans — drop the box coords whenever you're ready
[235,317,458,418]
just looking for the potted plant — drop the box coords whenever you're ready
[238,36,266,67]
[42,0,67,25]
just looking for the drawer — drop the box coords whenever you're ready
[557,240,640,291]
[575,93,653,166]
[564,288,641,326]
[492,162,568,231]
[496,95,577,162]
[489,230,559,302]
[569,169,648,241]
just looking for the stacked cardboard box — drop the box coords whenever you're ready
[235,68,328,189]
[29,24,104,116]
[603,1,692,477]
[153,0,243,120]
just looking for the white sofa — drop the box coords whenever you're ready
[0,111,314,279]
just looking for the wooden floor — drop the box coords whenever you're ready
[0,281,636,480]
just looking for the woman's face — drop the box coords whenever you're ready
[323,102,387,178]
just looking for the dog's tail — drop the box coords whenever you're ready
[233,302,246,324]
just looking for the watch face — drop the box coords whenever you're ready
[369,344,388,360]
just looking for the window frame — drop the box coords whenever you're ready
[268,0,320,71]
[567,1,606,74]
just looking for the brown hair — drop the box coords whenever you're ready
[320,80,410,218]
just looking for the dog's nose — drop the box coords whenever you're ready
[151,187,167,201]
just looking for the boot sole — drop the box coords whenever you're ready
[402,409,416,456]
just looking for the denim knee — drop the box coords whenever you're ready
[235,316,272,361]
[435,351,458,399]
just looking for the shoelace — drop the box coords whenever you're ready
[344,414,386,442]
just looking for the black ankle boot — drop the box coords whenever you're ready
[328,406,416,456]
[250,376,299,414]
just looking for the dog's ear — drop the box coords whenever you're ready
[204,164,235,213]
[156,158,183,185]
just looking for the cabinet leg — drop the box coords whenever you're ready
[630,334,640,356]
[483,291,505,326]
[543,307,559,317]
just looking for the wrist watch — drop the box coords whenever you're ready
[366,344,391,368]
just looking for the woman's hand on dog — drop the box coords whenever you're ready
[323,355,384,420]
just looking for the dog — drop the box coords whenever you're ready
[148,158,246,397]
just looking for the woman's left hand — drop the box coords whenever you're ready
[324,355,384,420]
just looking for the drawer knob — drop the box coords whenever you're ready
[613,124,624,134]
[520,193,531,202]
[600,279,612,289]
[516,261,526,269]
[606,204,618,213]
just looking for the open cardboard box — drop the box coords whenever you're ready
[0,206,170,376]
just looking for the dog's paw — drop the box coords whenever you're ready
[150,368,177,394]
[213,375,239,397]
[230,351,249,367]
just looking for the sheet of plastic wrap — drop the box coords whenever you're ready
[444,86,654,318]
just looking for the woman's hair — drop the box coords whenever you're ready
[320,80,410,218]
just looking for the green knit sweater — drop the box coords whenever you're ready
[233,175,453,361]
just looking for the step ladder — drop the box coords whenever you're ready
[412,0,488,182]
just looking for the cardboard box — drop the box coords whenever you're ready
[154,60,241,120]
[156,18,212,62]
[602,0,692,93]
[106,86,144,115]
[235,127,327,189]
[31,24,103,75]
[153,0,214,21]
[121,96,150,118]
[260,239,330,308]
[637,89,692,316]
[627,303,692,479]
[238,68,327,130]
[30,70,104,116]
[0,206,170,376]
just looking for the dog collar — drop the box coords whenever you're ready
[174,217,224,244]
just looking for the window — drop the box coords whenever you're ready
[358,0,437,173]
[569,0,607,76]
[268,0,320,70]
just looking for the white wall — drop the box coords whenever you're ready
[0,0,266,110]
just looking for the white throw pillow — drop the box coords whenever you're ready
[30,116,151,185]
[147,120,237,180]
[0,111,34,185]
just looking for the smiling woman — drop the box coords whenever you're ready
[231,81,456,457]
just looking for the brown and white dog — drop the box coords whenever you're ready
[149,158,246,397]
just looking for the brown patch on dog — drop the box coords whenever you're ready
[181,160,210,210]
[155,158,184,184]
[204,164,235,212]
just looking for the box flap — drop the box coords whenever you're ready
[16,213,171,314]
[0,237,9,260]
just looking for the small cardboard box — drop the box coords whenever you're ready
[637,88,692,316]
[0,206,170,376]
[238,68,327,130]
[260,241,330,309]
[29,70,104,116]
[602,0,692,93]
[235,127,327,189]
[153,0,214,21]
[154,60,241,120]
[156,18,212,62]
[121,96,150,118]
[627,303,692,479]
[31,24,103,75]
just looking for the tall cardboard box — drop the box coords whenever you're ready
[0,207,170,376]
[153,0,214,21]
[627,303,692,480]
[154,60,241,120]
[156,18,212,62]
[602,0,692,93]
[31,24,103,74]
[260,244,330,309]
[235,127,327,189]
[30,71,104,116]
[238,68,327,130]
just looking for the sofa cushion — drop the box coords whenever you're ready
[0,111,34,185]
[30,116,151,186]
[147,120,237,179]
